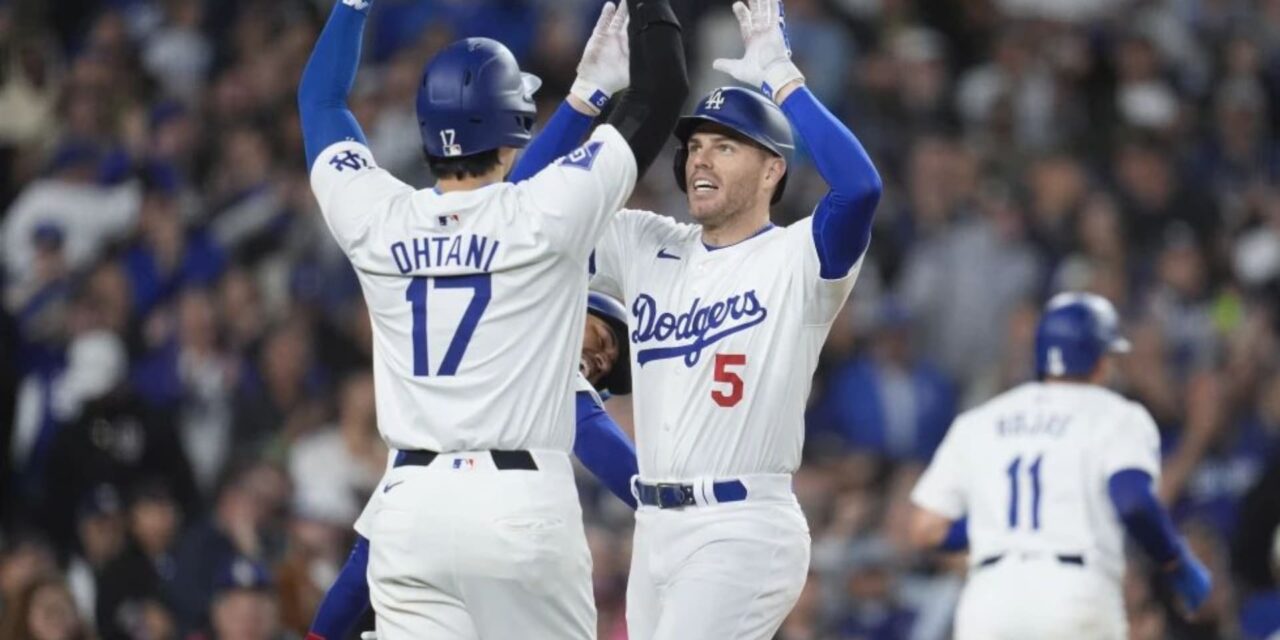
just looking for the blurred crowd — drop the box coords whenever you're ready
[0,0,1279,638]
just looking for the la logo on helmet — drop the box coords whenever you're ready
[705,89,725,110]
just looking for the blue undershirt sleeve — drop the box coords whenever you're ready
[307,535,370,639]
[573,391,639,509]
[939,516,968,552]
[510,101,595,182]
[1108,469,1183,566]
[779,87,881,279]
[298,0,371,170]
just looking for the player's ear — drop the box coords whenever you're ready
[497,147,519,174]
[762,156,785,192]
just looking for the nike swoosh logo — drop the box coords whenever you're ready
[657,248,681,260]
[382,481,405,494]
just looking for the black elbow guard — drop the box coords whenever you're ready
[629,0,680,34]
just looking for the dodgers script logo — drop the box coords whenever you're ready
[631,291,767,367]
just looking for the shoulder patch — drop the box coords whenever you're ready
[328,149,371,173]
[557,141,604,171]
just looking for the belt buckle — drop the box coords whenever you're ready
[655,483,695,509]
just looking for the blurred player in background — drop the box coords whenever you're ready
[304,294,640,640]
[296,0,687,635]
[586,0,882,637]
[908,292,1213,640]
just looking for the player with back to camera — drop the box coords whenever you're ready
[585,0,883,637]
[908,292,1213,639]
[305,293,639,640]
[296,0,688,636]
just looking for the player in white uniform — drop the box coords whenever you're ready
[909,292,1213,639]
[297,0,688,637]
[587,1,883,637]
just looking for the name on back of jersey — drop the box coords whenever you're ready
[996,412,1072,439]
[390,234,501,274]
[631,290,767,367]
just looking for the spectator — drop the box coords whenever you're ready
[64,484,126,629]
[810,300,956,462]
[170,461,288,635]
[0,577,91,640]
[287,373,381,528]
[132,287,237,495]
[42,330,197,553]
[0,143,140,299]
[207,557,280,640]
[96,480,182,640]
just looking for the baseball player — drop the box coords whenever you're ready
[297,0,688,636]
[584,0,883,637]
[305,294,639,640]
[908,292,1213,639]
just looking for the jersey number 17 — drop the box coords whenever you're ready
[404,274,491,376]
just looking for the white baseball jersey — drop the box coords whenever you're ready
[590,210,861,479]
[310,126,636,454]
[912,381,1162,581]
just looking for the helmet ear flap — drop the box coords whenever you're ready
[673,145,689,194]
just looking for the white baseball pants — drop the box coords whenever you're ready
[366,450,595,640]
[625,474,810,640]
[955,554,1127,640]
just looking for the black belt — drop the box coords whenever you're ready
[978,553,1084,569]
[634,479,748,508]
[393,449,538,471]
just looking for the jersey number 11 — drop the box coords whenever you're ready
[1006,454,1044,530]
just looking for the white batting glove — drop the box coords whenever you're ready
[712,0,804,102]
[359,632,378,640]
[571,1,630,115]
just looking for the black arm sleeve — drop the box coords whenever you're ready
[606,0,688,178]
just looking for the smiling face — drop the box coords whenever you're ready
[580,314,620,386]
[684,124,785,229]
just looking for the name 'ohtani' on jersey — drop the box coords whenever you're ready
[631,291,767,367]
[389,234,501,274]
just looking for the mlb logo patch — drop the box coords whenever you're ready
[451,457,476,471]
[557,141,604,171]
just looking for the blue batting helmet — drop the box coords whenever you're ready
[1034,292,1131,378]
[673,87,795,204]
[586,293,631,395]
[416,38,540,159]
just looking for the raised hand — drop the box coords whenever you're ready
[712,0,803,101]
[571,1,630,115]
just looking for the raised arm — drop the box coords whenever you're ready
[298,0,371,170]
[511,2,631,182]
[604,0,689,177]
[713,0,882,279]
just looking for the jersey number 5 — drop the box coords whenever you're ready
[404,274,491,377]
[711,354,746,407]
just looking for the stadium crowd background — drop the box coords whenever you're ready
[0,0,1278,638]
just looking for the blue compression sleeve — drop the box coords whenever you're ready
[1108,469,1183,566]
[940,517,968,552]
[298,0,371,169]
[510,101,595,182]
[574,391,639,509]
[307,535,370,640]
[779,87,882,279]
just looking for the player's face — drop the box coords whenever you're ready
[580,314,620,385]
[685,129,783,227]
